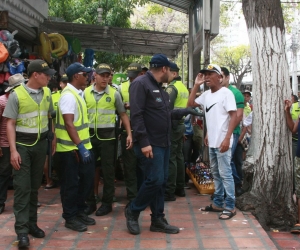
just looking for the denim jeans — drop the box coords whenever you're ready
[58,150,94,220]
[131,144,169,221]
[209,147,235,210]
[230,133,241,185]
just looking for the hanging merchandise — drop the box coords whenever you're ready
[39,32,52,64]
[0,30,20,59]
[83,49,94,67]
[7,58,25,75]
[0,42,9,63]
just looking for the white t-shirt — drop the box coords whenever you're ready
[195,87,236,148]
[58,83,84,122]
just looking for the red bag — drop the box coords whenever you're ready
[0,42,9,63]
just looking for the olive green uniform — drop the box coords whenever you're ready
[3,83,52,234]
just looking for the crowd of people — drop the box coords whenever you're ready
[0,53,299,248]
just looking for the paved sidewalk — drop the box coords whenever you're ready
[0,181,298,250]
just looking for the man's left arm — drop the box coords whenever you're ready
[219,110,237,153]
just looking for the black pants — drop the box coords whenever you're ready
[0,147,12,205]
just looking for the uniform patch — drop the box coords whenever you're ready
[106,97,111,102]
[46,96,50,102]
[166,88,173,95]
[156,97,162,102]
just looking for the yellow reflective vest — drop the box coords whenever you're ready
[84,85,116,140]
[55,86,92,152]
[119,80,130,116]
[291,102,300,121]
[14,85,51,146]
[51,91,61,112]
[171,80,189,108]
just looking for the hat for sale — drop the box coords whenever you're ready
[170,62,179,72]
[95,63,111,74]
[127,63,142,78]
[149,53,170,68]
[199,64,222,76]
[28,59,56,75]
[66,62,92,77]
[242,90,252,96]
[5,73,24,92]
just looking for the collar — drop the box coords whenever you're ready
[91,83,110,95]
[67,83,83,96]
[22,83,43,94]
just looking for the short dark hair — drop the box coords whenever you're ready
[221,67,230,76]
[292,94,298,102]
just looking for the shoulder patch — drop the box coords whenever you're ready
[166,88,173,95]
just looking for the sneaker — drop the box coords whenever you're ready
[150,217,179,234]
[77,213,96,225]
[65,218,87,232]
[125,203,140,235]
[95,204,112,216]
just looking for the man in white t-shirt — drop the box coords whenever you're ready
[187,64,237,220]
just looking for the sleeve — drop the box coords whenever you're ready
[195,92,205,106]
[224,91,237,112]
[243,112,253,126]
[235,91,245,109]
[58,93,76,115]
[165,86,177,110]
[2,92,19,119]
[129,80,149,148]
[115,91,126,113]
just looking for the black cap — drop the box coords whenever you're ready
[149,53,170,68]
[127,63,142,78]
[66,62,92,77]
[60,74,68,82]
[95,63,111,74]
[28,59,56,75]
[170,62,179,72]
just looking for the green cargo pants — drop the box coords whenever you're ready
[13,139,47,234]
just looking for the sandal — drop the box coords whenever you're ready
[44,182,58,189]
[200,204,223,212]
[291,223,300,234]
[219,209,236,220]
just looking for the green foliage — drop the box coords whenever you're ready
[212,45,251,89]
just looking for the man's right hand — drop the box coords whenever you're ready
[10,150,21,170]
[77,142,93,164]
[194,73,205,86]
[284,100,292,112]
[141,145,153,158]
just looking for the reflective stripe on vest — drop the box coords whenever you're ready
[84,85,116,139]
[55,86,92,152]
[14,85,50,146]
[172,80,189,108]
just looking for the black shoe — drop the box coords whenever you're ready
[175,189,186,197]
[95,204,112,216]
[164,194,176,201]
[37,202,41,207]
[84,204,97,215]
[235,185,244,197]
[28,224,45,238]
[150,217,179,234]
[77,212,96,225]
[0,204,4,214]
[65,218,87,232]
[125,203,140,235]
[17,233,30,248]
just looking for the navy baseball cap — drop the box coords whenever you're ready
[149,54,170,68]
[170,62,179,72]
[66,62,92,77]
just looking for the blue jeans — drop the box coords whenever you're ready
[209,147,235,210]
[131,145,169,221]
[230,133,241,185]
[58,150,95,220]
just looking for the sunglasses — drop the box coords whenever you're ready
[78,72,88,77]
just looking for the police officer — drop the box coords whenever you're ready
[164,62,189,201]
[119,63,144,200]
[84,63,132,216]
[56,62,95,232]
[4,60,56,248]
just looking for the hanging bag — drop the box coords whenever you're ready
[0,42,9,63]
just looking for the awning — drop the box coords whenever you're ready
[149,0,192,14]
[40,20,187,59]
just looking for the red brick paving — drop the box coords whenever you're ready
[0,181,297,249]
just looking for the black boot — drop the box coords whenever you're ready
[175,189,186,197]
[150,217,179,234]
[125,203,140,235]
[84,203,97,215]
[95,204,112,216]
[17,233,30,248]
[28,224,45,238]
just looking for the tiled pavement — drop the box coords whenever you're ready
[0,181,299,250]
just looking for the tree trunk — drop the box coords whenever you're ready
[238,0,296,230]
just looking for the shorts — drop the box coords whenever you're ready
[294,157,300,198]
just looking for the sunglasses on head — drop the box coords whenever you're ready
[78,72,88,77]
